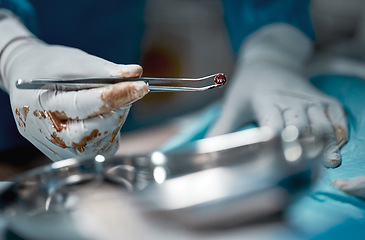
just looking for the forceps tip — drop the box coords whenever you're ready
[213,73,227,86]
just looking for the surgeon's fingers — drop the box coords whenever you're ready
[74,134,121,158]
[37,132,121,161]
[39,81,148,119]
[331,176,365,198]
[282,107,310,136]
[109,64,143,78]
[325,104,348,148]
[307,105,341,168]
[26,134,69,161]
[256,105,284,135]
[46,108,128,152]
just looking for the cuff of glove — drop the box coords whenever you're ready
[0,9,36,91]
[0,9,34,51]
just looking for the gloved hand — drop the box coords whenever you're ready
[0,12,149,161]
[207,24,348,168]
[332,176,365,198]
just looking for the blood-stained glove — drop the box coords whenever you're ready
[0,10,148,161]
[207,24,348,168]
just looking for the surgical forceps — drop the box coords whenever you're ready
[15,73,227,92]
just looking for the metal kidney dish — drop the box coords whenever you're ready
[0,127,323,240]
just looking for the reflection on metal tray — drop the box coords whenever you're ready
[0,126,323,240]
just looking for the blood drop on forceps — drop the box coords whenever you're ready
[214,73,227,86]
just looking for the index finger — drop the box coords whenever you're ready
[39,81,149,120]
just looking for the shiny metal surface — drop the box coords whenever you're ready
[0,154,155,240]
[15,73,226,92]
[0,127,323,239]
[137,127,323,228]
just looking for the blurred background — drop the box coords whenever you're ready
[118,0,235,154]
[126,0,234,131]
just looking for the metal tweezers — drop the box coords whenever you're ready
[15,73,226,92]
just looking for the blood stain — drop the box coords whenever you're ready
[214,73,227,86]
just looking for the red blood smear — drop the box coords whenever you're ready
[214,73,227,85]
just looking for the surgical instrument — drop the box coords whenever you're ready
[15,73,227,92]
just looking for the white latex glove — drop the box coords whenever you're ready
[332,176,365,198]
[207,24,348,168]
[0,11,149,161]
[321,7,365,196]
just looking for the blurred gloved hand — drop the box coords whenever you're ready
[207,24,348,168]
[0,12,148,161]
[332,176,365,198]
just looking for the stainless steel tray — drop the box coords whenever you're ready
[0,127,323,240]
